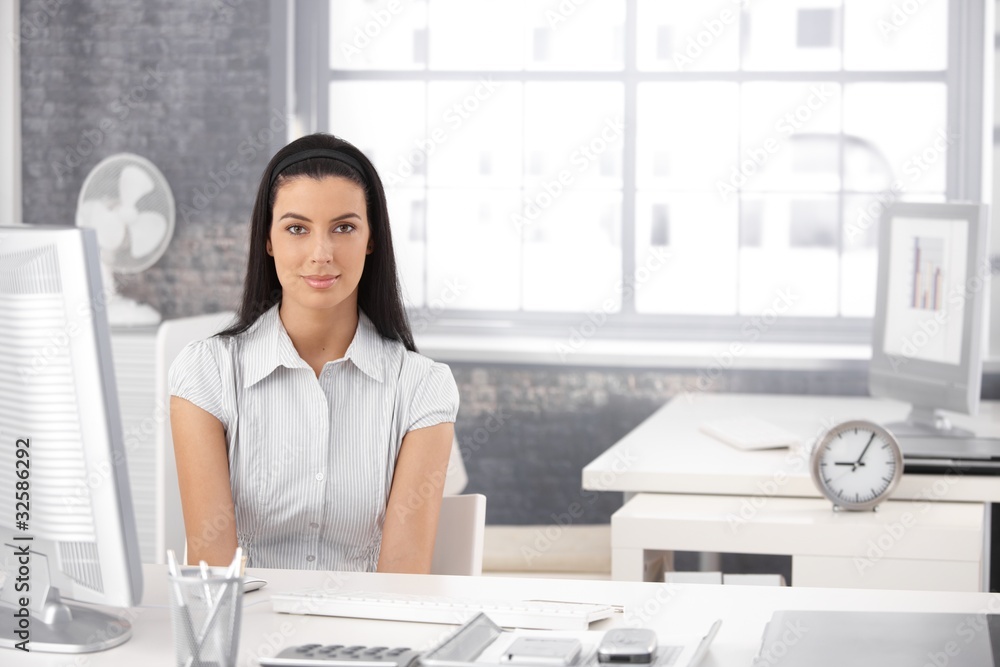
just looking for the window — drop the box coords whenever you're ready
[292,0,989,344]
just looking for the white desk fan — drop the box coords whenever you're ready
[75,153,175,325]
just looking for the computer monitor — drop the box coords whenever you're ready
[869,201,990,437]
[0,225,143,653]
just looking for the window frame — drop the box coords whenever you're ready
[284,0,993,347]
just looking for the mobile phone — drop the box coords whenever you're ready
[597,629,658,664]
[501,637,582,665]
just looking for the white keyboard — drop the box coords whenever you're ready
[699,417,802,450]
[269,589,615,630]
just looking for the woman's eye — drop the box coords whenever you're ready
[287,224,307,235]
[334,223,355,233]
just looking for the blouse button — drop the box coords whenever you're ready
[315,472,325,481]
[306,555,316,562]
[310,522,320,529]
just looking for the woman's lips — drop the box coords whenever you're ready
[303,275,339,289]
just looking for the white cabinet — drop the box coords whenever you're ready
[612,493,987,591]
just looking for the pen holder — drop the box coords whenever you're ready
[168,567,244,667]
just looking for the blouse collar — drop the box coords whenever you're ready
[241,303,386,387]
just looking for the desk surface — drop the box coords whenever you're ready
[11,564,1000,667]
[582,393,1000,502]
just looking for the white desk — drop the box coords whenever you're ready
[582,393,1000,589]
[12,564,1000,667]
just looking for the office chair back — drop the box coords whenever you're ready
[431,494,486,576]
[155,311,237,563]
[443,436,468,495]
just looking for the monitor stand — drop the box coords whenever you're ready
[0,550,132,653]
[885,406,976,438]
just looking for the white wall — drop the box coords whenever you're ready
[0,0,21,226]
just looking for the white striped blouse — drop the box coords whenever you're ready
[168,304,459,571]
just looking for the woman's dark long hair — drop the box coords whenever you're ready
[216,133,416,352]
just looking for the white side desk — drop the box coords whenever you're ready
[12,564,1000,667]
[582,393,1000,589]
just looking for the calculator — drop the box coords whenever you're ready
[258,644,421,667]
[260,613,503,667]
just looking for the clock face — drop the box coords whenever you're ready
[810,420,903,510]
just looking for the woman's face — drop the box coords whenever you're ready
[267,175,372,315]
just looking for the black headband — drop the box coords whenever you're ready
[267,148,367,191]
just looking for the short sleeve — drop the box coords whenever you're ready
[407,362,460,432]
[168,339,229,429]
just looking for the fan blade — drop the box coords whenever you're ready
[128,211,168,259]
[78,199,127,251]
[119,164,155,207]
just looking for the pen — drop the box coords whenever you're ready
[199,560,213,605]
[167,550,203,667]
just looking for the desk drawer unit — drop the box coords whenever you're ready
[611,492,987,592]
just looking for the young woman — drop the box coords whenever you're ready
[169,133,458,573]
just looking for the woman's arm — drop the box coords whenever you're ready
[377,421,455,573]
[170,395,239,566]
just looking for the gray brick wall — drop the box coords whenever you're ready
[20,0,269,317]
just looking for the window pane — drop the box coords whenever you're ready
[739,194,839,316]
[637,0,740,72]
[635,193,738,315]
[843,134,896,192]
[743,0,843,71]
[526,0,623,71]
[524,82,624,190]
[521,191,622,312]
[740,82,841,192]
[329,0,429,70]
[387,189,427,308]
[426,189,521,310]
[843,0,947,71]
[637,83,739,192]
[840,194,881,317]
[428,0,525,70]
[843,83,947,194]
[329,81,426,189]
[427,81,522,188]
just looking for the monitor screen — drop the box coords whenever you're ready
[0,225,143,653]
[869,202,988,434]
[881,215,968,366]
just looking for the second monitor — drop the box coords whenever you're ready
[869,201,1000,471]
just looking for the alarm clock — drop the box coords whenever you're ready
[810,420,903,511]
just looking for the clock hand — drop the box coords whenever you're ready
[855,433,876,466]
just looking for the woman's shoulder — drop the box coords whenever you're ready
[375,332,446,377]
[173,334,235,366]
[397,348,456,396]
[399,345,441,373]
[356,312,444,379]
[395,348,459,429]
[168,334,237,386]
[176,311,274,365]
[369,332,454,391]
